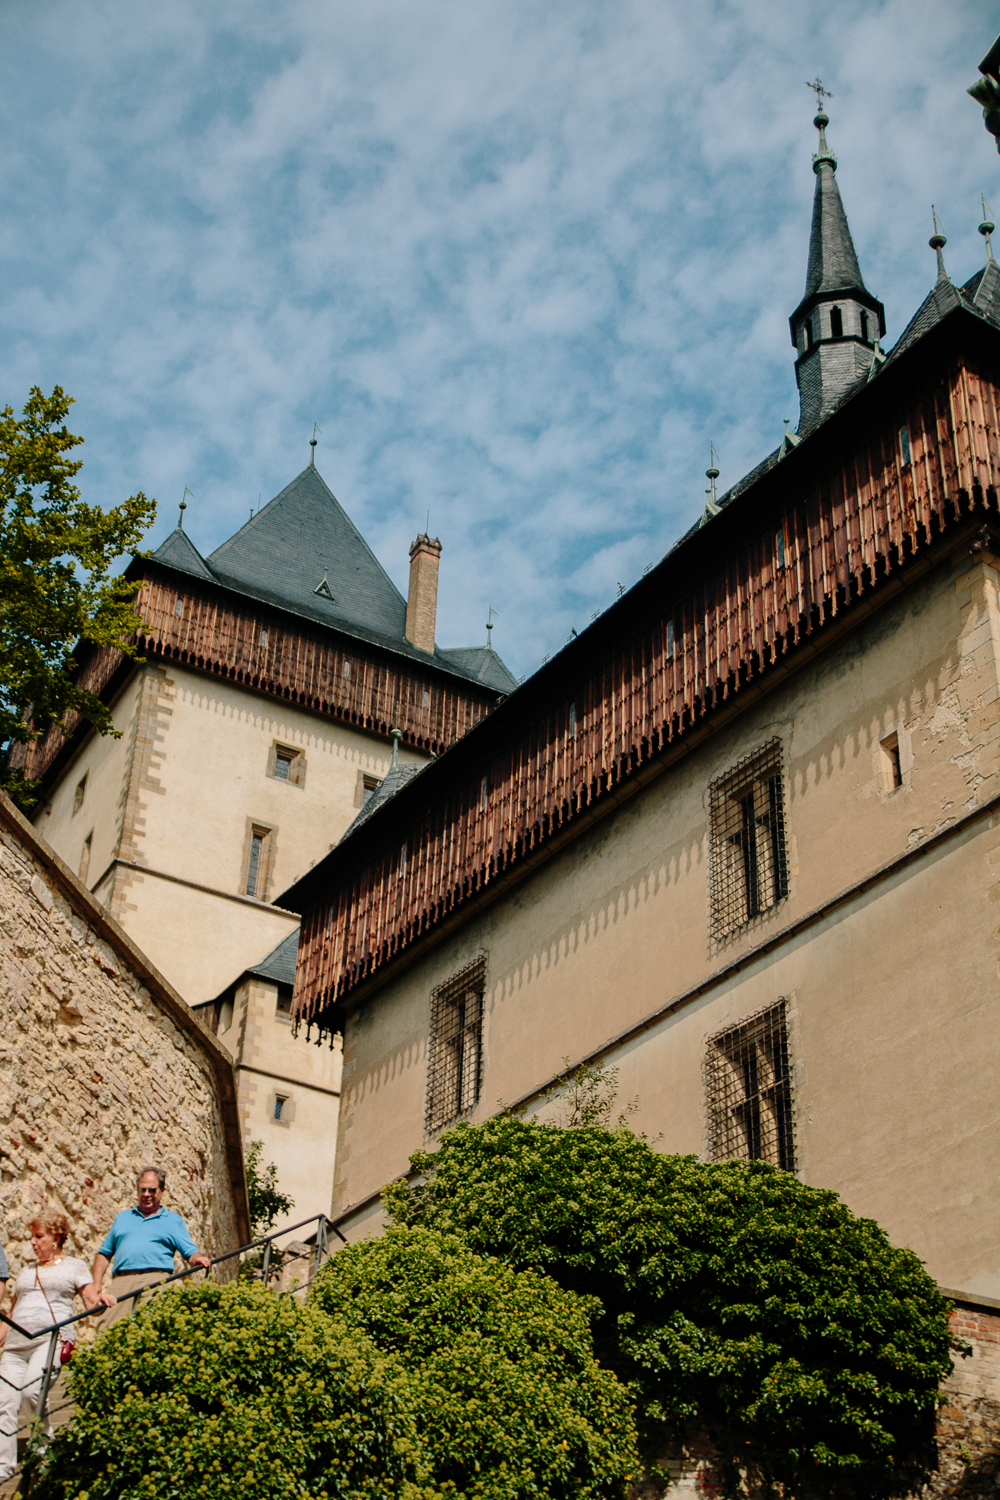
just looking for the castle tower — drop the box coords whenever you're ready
[789,110,885,433]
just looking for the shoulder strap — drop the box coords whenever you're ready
[34,1265,58,1324]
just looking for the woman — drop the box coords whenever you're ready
[0,1211,115,1480]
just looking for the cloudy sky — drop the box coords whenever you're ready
[0,0,996,677]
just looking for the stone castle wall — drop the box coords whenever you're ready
[0,792,248,1282]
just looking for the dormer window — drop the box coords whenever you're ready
[829,306,843,338]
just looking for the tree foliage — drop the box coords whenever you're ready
[312,1226,639,1499]
[0,386,155,806]
[384,1117,956,1499]
[245,1138,295,1239]
[30,1281,437,1500]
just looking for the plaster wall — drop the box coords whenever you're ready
[216,976,341,1229]
[33,678,136,890]
[333,549,1000,1300]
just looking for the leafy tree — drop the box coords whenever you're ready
[384,1117,956,1499]
[312,1226,639,1500]
[0,386,155,807]
[29,1281,439,1500]
[245,1138,295,1238]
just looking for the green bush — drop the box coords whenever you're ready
[384,1117,956,1499]
[30,1281,436,1500]
[312,1226,639,1500]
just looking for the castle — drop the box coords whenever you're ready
[19,457,515,1223]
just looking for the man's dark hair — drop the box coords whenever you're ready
[137,1166,166,1190]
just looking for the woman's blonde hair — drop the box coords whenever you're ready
[29,1211,69,1248]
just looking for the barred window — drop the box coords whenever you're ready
[709,739,788,941]
[705,1001,794,1170]
[425,957,485,1134]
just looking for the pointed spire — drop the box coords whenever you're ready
[803,111,865,298]
[981,194,995,263]
[930,207,949,283]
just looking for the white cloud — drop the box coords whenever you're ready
[0,0,995,675]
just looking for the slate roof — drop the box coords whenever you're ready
[339,761,425,842]
[887,256,1000,365]
[206,466,408,642]
[148,463,516,692]
[437,646,518,693]
[246,929,299,987]
[802,156,866,300]
[153,525,216,580]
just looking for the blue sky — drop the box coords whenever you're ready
[0,0,996,678]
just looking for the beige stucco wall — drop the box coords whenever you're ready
[333,547,1000,1299]
[0,792,248,1284]
[34,662,428,1005]
[216,977,341,1230]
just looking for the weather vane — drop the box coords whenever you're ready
[805,77,833,111]
[309,423,322,465]
[179,486,194,528]
[486,606,499,649]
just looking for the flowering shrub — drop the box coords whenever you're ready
[385,1117,956,1499]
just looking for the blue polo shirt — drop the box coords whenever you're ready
[98,1207,200,1273]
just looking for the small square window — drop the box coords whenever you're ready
[274,1094,288,1122]
[73,774,87,815]
[276,990,293,1019]
[423,689,431,708]
[362,773,380,805]
[174,597,184,618]
[268,743,305,787]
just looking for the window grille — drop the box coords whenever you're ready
[425,957,486,1134]
[246,832,265,897]
[709,739,788,941]
[274,752,292,782]
[705,1001,794,1170]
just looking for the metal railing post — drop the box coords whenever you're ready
[261,1239,273,1287]
[33,1327,60,1439]
[313,1217,328,1280]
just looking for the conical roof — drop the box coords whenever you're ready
[802,159,866,298]
[207,466,407,642]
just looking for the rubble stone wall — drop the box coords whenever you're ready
[0,793,248,1285]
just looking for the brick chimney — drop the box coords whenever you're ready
[405,533,442,654]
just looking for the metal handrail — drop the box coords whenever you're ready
[0,1211,345,1467]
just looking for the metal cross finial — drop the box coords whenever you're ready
[805,77,833,110]
[310,423,322,466]
[179,486,194,529]
[486,606,499,649]
[706,442,720,508]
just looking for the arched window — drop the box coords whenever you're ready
[830,306,843,338]
[860,310,870,343]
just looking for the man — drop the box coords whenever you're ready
[92,1167,211,1326]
